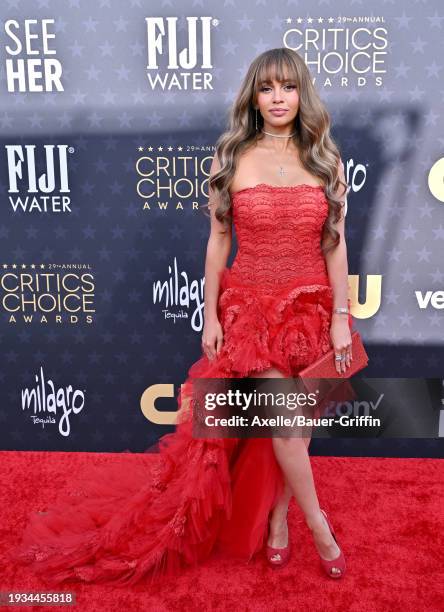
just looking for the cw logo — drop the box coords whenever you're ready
[141,383,190,425]
[348,274,381,318]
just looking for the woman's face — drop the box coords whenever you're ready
[256,75,299,130]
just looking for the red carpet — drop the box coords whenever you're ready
[1,450,443,612]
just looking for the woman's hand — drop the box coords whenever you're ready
[330,317,353,374]
[201,316,224,361]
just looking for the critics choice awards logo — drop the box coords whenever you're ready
[0,264,96,324]
[135,144,214,210]
[283,15,388,87]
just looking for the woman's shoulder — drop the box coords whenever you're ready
[229,145,262,194]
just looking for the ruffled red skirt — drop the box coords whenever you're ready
[10,269,353,586]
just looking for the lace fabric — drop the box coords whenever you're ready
[229,183,329,288]
[10,184,353,586]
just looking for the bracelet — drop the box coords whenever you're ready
[333,307,349,315]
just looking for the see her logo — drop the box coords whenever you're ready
[4,19,63,93]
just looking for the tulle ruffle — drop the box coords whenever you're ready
[214,268,339,378]
[11,269,352,586]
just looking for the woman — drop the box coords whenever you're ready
[11,47,352,585]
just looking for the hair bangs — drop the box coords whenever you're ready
[255,52,298,90]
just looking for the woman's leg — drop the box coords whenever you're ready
[262,441,310,548]
[253,367,340,561]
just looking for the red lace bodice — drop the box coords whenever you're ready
[228,183,329,288]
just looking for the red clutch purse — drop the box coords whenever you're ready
[299,330,369,382]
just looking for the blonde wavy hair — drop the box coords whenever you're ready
[203,47,348,254]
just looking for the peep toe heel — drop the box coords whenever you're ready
[266,521,291,568]
[317,509,346,579]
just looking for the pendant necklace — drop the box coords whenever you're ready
[261,128,296,177]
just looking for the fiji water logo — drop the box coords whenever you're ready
[6,144,73,213]
[21,366,85,437]
[153,257,204,331]
[145,16,216,90]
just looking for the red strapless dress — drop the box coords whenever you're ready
[11,183,353,586]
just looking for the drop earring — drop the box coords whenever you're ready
[255,108,258,131]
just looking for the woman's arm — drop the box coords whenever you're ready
[324,159,349,315]
[324,159,352,373]
[201,155,232,361]
[203,154,232,322]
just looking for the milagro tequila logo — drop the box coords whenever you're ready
[145,16,216,90]
[4,18,63,92]
[21,366,85,437]
[6,144,73,213]
[153,257,204,331]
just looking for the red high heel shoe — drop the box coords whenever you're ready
[317,509,346,578]
[266,521,291,568]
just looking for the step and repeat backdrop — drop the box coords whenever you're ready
[0,3,443,457]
